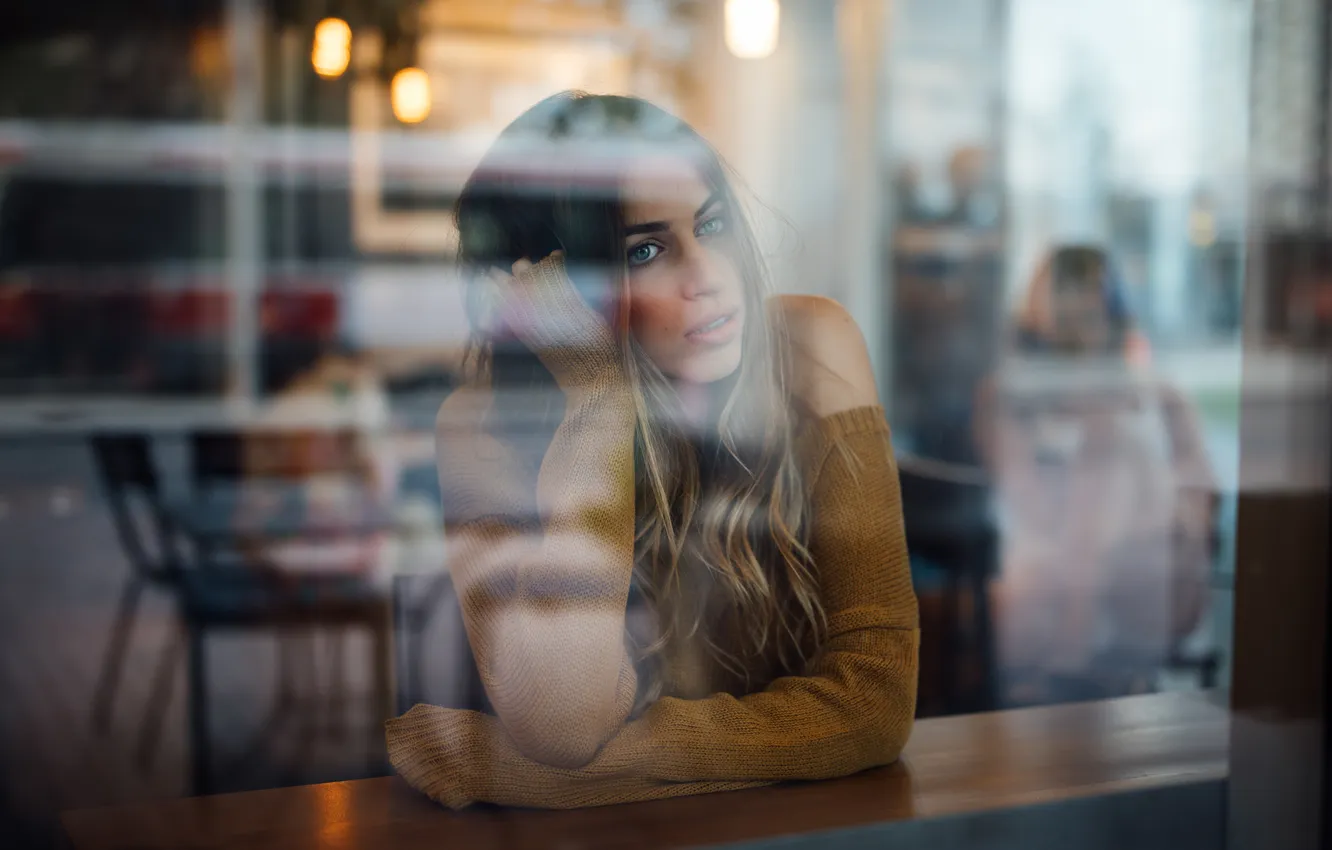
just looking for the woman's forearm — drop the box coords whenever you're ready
[446,382,639,768]
[388,577,918,808]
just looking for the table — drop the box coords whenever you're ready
[62,691,1228,850]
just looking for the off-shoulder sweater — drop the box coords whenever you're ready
[386,385,918,809]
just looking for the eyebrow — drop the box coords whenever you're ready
[624,190,725,237]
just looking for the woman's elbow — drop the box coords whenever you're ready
[841,700,913,770]
[867,711,914,765]
[491,671,632,768]
[504,713,618,769]
[482,617,638,768]
[857,659,918,765]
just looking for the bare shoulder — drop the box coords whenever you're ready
[768,294,880,418]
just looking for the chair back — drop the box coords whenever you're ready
[189,430,245,493]
[897,463,996,572]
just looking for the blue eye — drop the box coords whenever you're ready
[627,241,661,268]
[697,216,726,238]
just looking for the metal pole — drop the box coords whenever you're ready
[838,0,891,409]
[225,0,263,404]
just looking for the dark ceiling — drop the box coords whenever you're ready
[0,2,225,43]
[0,2,421,45]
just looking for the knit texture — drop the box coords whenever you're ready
[387,399,919,809]
[497,253,620,390]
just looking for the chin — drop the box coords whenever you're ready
[675,342,743,385]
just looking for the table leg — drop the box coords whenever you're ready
[91,581,143,732]
[391,577,411,712]
[186,623,212,796]
[369,602,394,775]
[943,564,962,712]
[971,553,998,712]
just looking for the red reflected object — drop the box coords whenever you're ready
[0,287,34,336]
[150,289,230,334]
[261,289,339,335]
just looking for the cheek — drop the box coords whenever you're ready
[710,248,746,298]
[628,290,681,347]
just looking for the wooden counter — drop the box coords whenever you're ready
[61,691,1228,850]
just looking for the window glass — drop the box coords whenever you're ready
[2,1,1323,848]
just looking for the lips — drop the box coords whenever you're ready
[685,310,738,339]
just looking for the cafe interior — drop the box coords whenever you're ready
[0,0,1328,847]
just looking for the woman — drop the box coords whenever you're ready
[387,92,918,809]
[975,246,1217,705]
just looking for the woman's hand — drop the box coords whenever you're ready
[487,252,620,391]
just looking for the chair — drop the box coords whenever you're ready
[897,462,999,715]
[90,431,388,794]
[182,428,396,793]
[88,434,186,749]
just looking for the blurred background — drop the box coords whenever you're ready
[2,0,1325,845]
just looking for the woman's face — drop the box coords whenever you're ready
[621,169,746,385]
[1051,278,1111,353]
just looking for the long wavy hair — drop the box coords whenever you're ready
[455,92,825,705]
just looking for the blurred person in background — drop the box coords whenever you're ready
[386,92,919,809]
[941,146,998,229]
[974,245,1217,706]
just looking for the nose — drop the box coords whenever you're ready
[678,238,721,300]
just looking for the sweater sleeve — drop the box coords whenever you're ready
[427,378,640,768]
[387,406,919,809]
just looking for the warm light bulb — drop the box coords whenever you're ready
[391,67,431,124]
[312,17,352,79]
[725,0,780,59]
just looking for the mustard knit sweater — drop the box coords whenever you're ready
[386,381,919,809]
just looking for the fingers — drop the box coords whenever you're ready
[512,250,562,279]
[482,249,614,375]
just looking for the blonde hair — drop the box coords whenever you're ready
[624,200,825,707]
